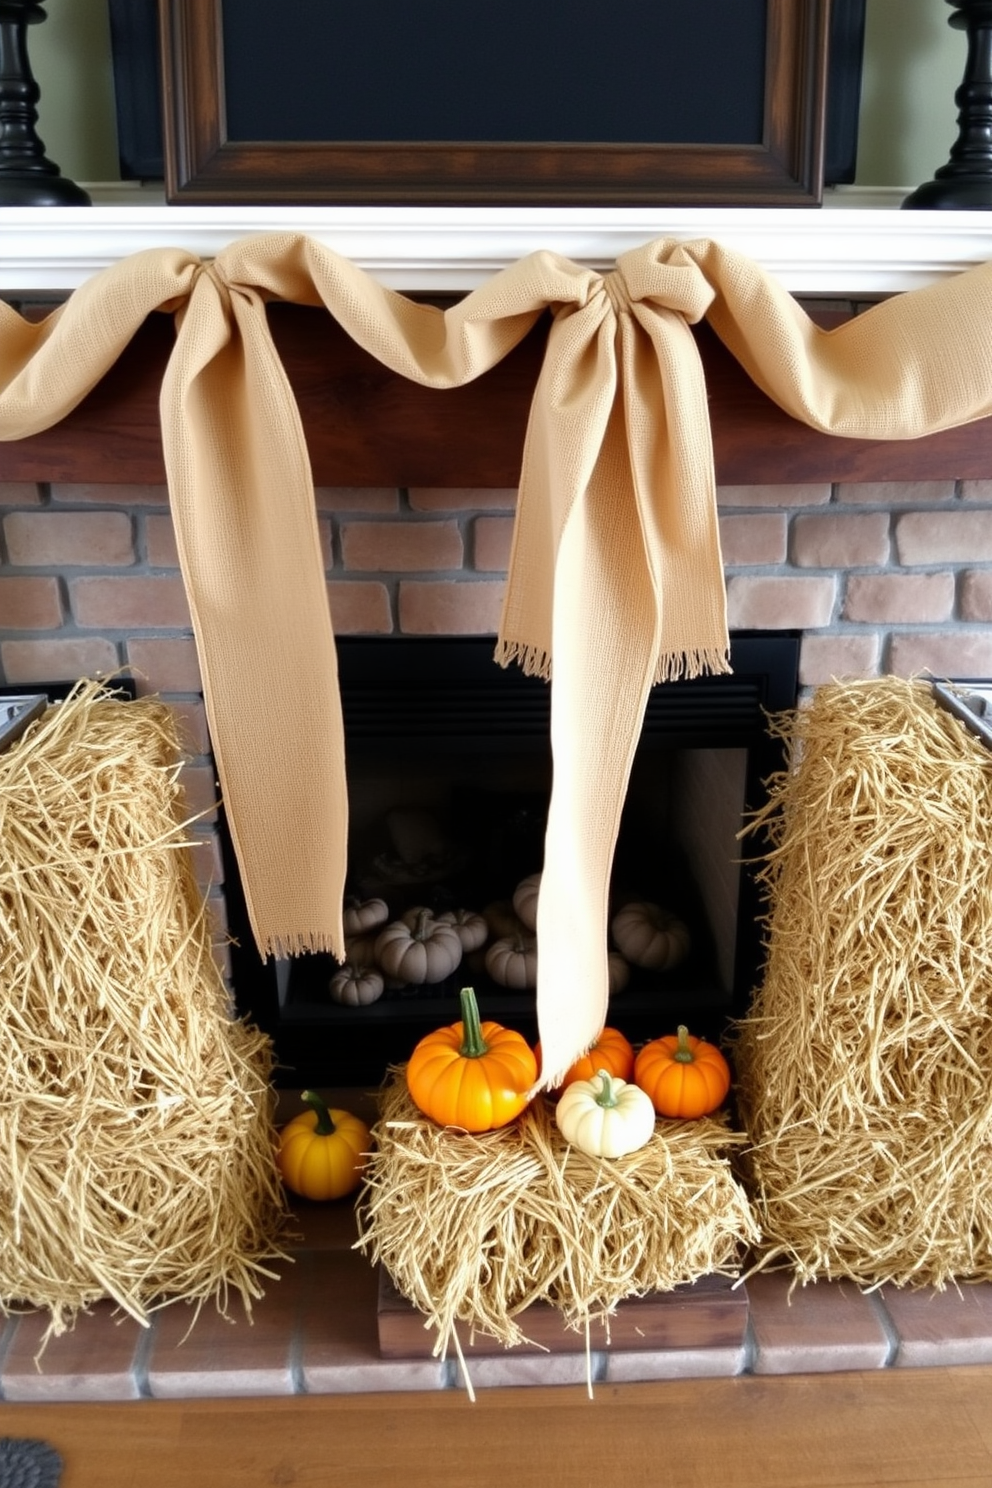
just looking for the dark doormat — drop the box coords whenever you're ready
[0,1438,63,1488]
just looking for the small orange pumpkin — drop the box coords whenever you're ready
[539,1026,636,1091]
[406,985,537,1131]
[276,1090,371,1200]
[634,1025,731,1119]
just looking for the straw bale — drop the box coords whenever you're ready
[735,677,992,1289]
[0,681,289,1337]
[357,1071,757,1360]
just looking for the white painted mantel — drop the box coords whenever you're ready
[4,186,992,298]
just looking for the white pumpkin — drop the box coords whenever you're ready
[342,896,390,936]
[344,931,379,967]
[375,909,463,985]
[483,899,526,941]
[485,934,537,989]
[610,902,690,971]
[607,951,631,997]
[555,1069,656,1158]
[436,908,489,953]
[400,903,437,931]
[329,962,385,1007]
[512,872,541,931]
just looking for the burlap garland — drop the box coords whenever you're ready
[3,234,992,1086]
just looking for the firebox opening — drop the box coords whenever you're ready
[223,631,799,1086]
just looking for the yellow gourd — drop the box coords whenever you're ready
[276,1090,370,1200]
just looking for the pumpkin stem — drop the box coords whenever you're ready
[301,1089,336,1135]
[414,908,433,941]
[594,1069,620,1108]
[458,986,490,1059]
[673,1025,696,1065]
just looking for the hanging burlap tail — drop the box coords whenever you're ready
[503,248,730,1088]
[3,234,992,1087]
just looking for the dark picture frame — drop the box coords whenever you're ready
[115,0,864,204]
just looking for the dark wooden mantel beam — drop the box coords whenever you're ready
[1,305,990,487]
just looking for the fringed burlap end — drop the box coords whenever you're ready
[493,638,553,681]
[0,681,291,1342]
[653,646,733,685]
[734,676,992,1290]
[260,931,346,962]
[356,1070,758,1362]
[493,640,732,688]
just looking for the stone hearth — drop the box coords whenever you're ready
[2,1093,992,1404]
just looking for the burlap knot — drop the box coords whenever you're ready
[3,232,992,1086]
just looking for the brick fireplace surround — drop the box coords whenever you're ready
[3,259,992,1399]
[5,465,992,969]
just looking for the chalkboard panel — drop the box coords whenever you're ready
[220,0,767,147]
[155,0,859,205]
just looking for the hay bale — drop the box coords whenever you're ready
[0,681,289,1336]
[735,677,992,1288]
[357,1071,757,1358]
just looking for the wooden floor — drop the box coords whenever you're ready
[3,1369,992,1488]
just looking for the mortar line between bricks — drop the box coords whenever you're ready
[287,1318,306,1396]
[866,1290,900,1367]
[130,1311,157,1398]
[0,1314,18,1399]
[740,1315,758,1375]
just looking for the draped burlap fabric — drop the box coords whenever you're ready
[3,232,992,1088]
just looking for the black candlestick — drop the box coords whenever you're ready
[0,0,89,206]
[903,0,992,209]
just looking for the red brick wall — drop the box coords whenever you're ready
[717,478,992,684]
[4,474,992,954]
[6,475,992,688]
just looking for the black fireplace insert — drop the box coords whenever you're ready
[223,630,800,1087]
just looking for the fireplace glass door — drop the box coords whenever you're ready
[224,632,799,1085]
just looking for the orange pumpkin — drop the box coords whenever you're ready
[276,1090,370,1200]
[540,1026,636,1091]
[406,985,537,1132]
[634,1025,731,1118]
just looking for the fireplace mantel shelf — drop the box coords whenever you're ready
[4,188,992,296]
[4,189,992,488]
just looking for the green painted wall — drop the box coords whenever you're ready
[856,0,964,188]
[31,0,120,185]
[25,0,972,191]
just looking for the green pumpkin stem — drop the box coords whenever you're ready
[673,1025,696,1064]
[594,1069,620,1108]
[301,1089,336,1135]
[458,986,490,1059]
